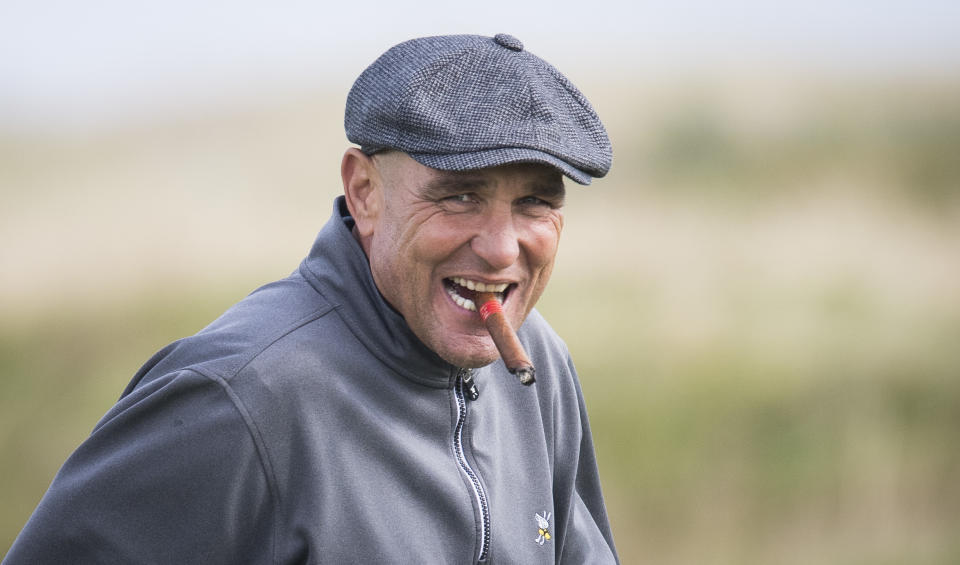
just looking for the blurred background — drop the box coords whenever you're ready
[2,1,960,562]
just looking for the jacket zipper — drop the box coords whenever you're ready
[454,368,490,562]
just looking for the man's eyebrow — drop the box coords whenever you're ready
[419,170,566,201]
[529,178,566,201]
[420,173,490,198]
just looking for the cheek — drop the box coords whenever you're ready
[367,241,402,300]
[373,221,458,306]
[526,219,562,267]
[406,220,470,264]
[368,221,419,301]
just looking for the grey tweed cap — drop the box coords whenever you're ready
[345,34,612,185]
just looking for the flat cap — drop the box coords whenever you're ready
[345,34,612,185]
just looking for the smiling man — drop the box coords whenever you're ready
[344,151,567,370]
[5,34,618,564]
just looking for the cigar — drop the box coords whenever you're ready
[476,291,536,385]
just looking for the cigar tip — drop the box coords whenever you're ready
[512,366,536,386]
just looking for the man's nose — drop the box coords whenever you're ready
[470,211,521,270]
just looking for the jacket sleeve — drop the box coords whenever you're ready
[3,369,276,565]
[554,356,620,565]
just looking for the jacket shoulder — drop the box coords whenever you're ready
[125,273,334,395]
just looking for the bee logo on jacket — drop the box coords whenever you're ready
[534,511,552,545]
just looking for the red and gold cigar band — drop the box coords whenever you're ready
[478,298,502,322]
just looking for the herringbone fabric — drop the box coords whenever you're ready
[345,34,612,185]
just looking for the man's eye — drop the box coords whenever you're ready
[518,196,554,208]
[441,193,475,205]
[437,193,477,211]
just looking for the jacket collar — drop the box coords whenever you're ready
[299,196,457,388]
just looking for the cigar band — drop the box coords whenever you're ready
[479,299,502,322]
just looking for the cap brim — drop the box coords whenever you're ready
[407,147,595,185]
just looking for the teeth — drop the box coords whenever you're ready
[447,286,477,311]
[447,276,512,312]
[450,276,508,293]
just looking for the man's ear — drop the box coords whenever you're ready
[341,148,382,239]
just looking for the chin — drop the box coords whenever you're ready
[432,338,499,369]
[450,354,500,370]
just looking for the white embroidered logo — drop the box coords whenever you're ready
[534,511,552,545]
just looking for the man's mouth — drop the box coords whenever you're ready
[444,277,511,312]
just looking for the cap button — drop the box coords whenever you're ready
[494,33,524,52]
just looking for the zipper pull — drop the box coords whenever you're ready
[461,369,480,401]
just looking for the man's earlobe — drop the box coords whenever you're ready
[341,148,381,238]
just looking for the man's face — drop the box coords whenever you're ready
[361,152,565,369]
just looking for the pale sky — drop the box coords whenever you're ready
[2,0,959,132]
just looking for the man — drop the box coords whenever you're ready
[5,33,617,563]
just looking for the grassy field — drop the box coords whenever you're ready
[2,75,959,563]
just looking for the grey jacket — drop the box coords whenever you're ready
[5,197,618,564]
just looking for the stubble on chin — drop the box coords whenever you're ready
[422,329,500,369]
